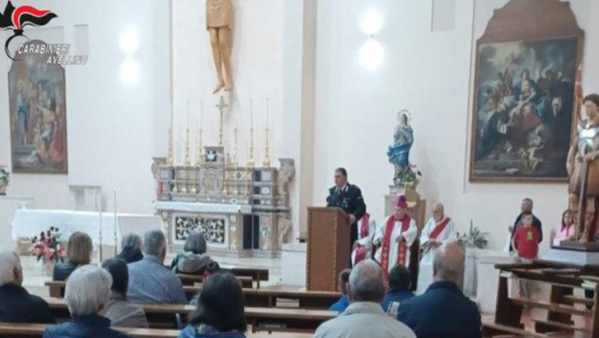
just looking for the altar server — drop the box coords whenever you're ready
[374,195,418,276]
[417,203,455,293]
[351,213,377,266]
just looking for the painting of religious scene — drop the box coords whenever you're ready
[470,37,579,182]
[8,40,68,174]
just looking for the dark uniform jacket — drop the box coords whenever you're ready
[326,183,366,246]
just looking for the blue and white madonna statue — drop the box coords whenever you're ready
[387,110,420,188]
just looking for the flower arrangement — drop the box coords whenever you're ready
[456,220,489,249]
[395,165,422,189]
[31,227,66,263]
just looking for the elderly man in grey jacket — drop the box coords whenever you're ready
[314,259,416,338]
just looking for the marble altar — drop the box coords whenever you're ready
[152,146,295,257]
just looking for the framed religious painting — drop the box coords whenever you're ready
[8,40,68,174]
[469,0,584,182]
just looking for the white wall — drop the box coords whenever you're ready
[0,0,171,214]
[312,0,598,251]
[171,0,306,238]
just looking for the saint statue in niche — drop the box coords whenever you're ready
[206,0,233,94]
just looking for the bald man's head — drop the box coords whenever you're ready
[433,241,465,285]
[348,260,385,303]
[433,203,445,221]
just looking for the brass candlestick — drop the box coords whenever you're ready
[184,127,191,166]
[167,128,175,166]
[263,98,271,167]
[232,127,239,166]
[196,128,203,165]
[247,99,255,167]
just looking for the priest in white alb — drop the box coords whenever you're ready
[417,202,455,293]
[374,195,418,277]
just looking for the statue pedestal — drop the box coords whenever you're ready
[544,247,599,265]
[385,186,427,227]
[557,240,599,252]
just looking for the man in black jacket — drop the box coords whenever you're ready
[326,167,366,263]
[0,251,55,324]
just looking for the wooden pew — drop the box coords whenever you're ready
[0,322,313,338]
[183,286,341,309]
[224,267,270,288]
[177,273,253,288]
[45,273,254,298]
[0,322,179,338]
[45,282,340,310]
[44,297,336,332]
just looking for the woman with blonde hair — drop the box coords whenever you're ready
[53,232,93,281]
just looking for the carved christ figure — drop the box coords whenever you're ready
[206,0,233,94]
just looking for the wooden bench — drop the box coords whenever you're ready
[0,322,179,338]
[182,286,340,309]
[482,317,575,338]
[0,322,313,338]
[45,273,254,298]
[45,282,340,310]
[177,274,253,288]
[44,297,336,332]
[492,262,599,338]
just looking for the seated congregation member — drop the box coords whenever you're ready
[179,272,246,338]
[171,232,213,274]
[116,234,143,264]
[127,230,187,304]
[53,231,93,281]
[314,260,416,338]
[0,251,55,324]
[43,265,131,338]
[329,269,351,312]
[397,241,481,338]
[101,258,148,328]
[382,265,414,316]
[417,203,455,293]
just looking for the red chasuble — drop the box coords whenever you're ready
[381,215,411,275]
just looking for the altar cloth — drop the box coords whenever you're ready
[12,209,162,246]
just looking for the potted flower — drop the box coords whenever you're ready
[31,227,66,276]
[0,166,9,196]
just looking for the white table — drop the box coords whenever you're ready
[0,195,34,251]
[12,208,162,246]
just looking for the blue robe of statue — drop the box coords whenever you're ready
[388,125,413,169]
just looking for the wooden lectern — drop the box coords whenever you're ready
[306,207,350,291]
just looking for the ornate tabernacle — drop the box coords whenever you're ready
[152,147,295,257]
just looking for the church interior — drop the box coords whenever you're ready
[1,0,599,337]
